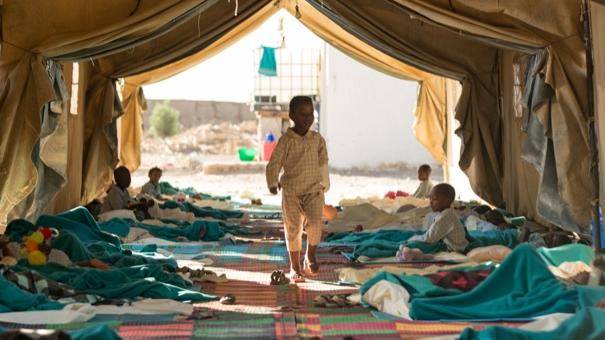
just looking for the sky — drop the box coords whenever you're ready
[143,10,324,103]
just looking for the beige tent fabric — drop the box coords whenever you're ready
[499,50,541,223]
[118,1,279,170]
[310,0,590,227]
[282,0,448,163]
[119,84,146,172]
[310,0,503,205]
[391,0,590,224]
[592,0,605,217]
[118,0,449,170]
[0,0,211,219]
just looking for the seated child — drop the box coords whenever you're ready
[141,167,164,200]
[398,183,468,258]
[412,164,434,199]
[101,166,154,219]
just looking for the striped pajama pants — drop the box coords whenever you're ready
[282,191,324,252]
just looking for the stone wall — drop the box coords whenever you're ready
[144,100,255,131]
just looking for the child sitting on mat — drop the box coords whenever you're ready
[397,183,468,260]
[266,96,330,282]
[141,166,164,200]
[101,166,154,220]
[412,164,434,199]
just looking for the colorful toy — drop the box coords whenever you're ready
[27,250,46,266]
[21,227,58,266]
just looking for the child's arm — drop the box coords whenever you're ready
[410,212,452,244]
[318,137,330,192]
[266,138,286,194]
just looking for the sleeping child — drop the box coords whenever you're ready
[397,183,468,259]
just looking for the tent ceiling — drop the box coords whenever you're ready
[0,0,595,235]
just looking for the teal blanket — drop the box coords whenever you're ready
[325,229,519,259]
[9,213,177,269]
[360,264,495,301]
[159,182,230,201]
[460,307,605,340]
[0,275,63,312]
[99,218,226,242]
[538,243,595,266]
[409,244,578,320]
[0,324,120,340]
[161,200,243,220]
[16,262,215,302]
[6,207,121,247]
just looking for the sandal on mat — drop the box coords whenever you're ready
[270,270,291,285]
[220,294,236,305]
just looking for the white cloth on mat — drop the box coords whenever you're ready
[98,209,137,222]
[362,279,411,319]
[94,299,194,316]
[0,304,95,324]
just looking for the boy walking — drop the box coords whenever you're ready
[266,96,329,282]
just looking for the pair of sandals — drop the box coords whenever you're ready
[270,260,319,285]
[269,269,306,284]
[313,294,357,308]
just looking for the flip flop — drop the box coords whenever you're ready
[270,270,291,285]
[220,294,236,305]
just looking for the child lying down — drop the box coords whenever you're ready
[396,183,468,260]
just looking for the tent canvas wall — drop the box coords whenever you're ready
[0,0,598,238]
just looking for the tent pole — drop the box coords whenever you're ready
[583,0,602,253]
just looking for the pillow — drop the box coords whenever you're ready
[467,245,512,262]
[98,209,137,222]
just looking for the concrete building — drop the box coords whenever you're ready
[320,45,432,169]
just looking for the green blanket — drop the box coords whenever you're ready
[0,324,120,340]
[159,182,230,201]
[16,262,216,302]
[0,274,63,312]
[359,264,495,302]
[6,207,121,247]
[10,215,177,269]
[161,200,243,220]
[325,229,519,259]
[99,218,226,242]
[538,243,595,266]
[409,244,578,320]
[460,307,605,340]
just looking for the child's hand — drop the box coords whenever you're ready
[269,187,278,195]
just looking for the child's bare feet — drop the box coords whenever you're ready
[303,260,319,276]
[289,269,305,283]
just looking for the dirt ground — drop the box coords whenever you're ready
[133,161,441,206]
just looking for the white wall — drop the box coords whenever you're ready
[321,45,434,169]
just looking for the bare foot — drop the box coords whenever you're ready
[289,269,305,283]
[303,259,319,276]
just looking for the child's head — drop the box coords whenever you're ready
[289,96,314,134]
[429,183,456,212]
[418,164,432,181]
[148,167,162,184]
[114,166,131,189]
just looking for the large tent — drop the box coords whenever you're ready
[0,0,601,238]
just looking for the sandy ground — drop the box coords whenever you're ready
[132,168,438,207]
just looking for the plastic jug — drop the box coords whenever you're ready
[263,133,277,161]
